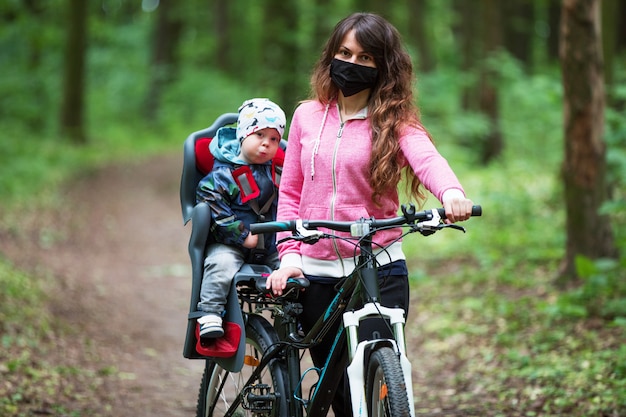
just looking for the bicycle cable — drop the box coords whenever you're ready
[344,224,419,339]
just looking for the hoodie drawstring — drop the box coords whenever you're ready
[310,102,330,180]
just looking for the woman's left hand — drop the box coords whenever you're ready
[442,190,474,223]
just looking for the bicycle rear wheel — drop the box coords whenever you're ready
[365,346,412,417]
[196,314,289,417]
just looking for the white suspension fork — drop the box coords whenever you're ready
[343,302,416,417]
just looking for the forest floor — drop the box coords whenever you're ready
[1,152,494,416]
[1,154,203,416]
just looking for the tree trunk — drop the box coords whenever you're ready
[501,0,534,70]
[455,0,480,111]
[59,0,87,144]
[559,0,618,283]
[617,1,626,55]
[144,0,184,121]
[212,0,230,73]
[478,0,503,164]
[547,0,562,62]
[601,0,619,87]
[262,0,300,111]
[409,0,435,73]
[24,0,46,130]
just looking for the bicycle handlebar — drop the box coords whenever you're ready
[250,204,482,235]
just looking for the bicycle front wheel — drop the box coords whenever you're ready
[365,346,412,417]
[196,314,290,417]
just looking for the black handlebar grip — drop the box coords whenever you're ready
[437,205,482,219]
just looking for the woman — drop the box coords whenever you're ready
[267,12,474,416]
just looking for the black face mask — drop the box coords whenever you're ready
[329,58,378,97]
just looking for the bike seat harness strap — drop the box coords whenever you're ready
[247,188,276,250]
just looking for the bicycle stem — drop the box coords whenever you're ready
[357,233,380,303]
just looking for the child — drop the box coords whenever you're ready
[196,98,286,338]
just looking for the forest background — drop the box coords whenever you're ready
[1,0,625,416]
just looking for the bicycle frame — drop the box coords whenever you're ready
[218,244,412,417]
[291,228,415,417]
[221,204,481,417]
[231,221,415,417]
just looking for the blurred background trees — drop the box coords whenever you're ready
[59,0,88,143]
[1,0,625,280]
[3,0,625,137]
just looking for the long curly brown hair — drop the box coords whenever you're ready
[309,12,432,205]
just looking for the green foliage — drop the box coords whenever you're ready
[410,262,626,416]
[407,56,565,268]
[420,51,564,167]
[0,127,81,210]
[404,63,625,415]
[160,68,252,129]
[419,67,492,146]
[88,15,152,125]
[0,261,119,416]
[552,256,626,320]
[0,261,45,332]
[604,68,626,249]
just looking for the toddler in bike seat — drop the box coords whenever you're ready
[195,98,286,339]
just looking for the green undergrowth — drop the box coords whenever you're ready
[0,258,126,416]
[407,256,625,416]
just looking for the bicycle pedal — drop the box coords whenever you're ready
[242,384,277,413]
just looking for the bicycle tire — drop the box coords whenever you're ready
[196,314,290,417]
[365,346,412,417]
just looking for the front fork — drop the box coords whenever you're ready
[343,303,416,417]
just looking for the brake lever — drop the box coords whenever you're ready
[415,222,465,236]
[442,223,466,233]
[414,209,467,235]
[295,235,322,244]
[277,234,322,245]
[276,219,324,245]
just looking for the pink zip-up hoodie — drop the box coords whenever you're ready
[277,100,465,277]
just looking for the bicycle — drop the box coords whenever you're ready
[195,203,481,417]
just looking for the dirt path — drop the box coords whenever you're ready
[2,153,205,416]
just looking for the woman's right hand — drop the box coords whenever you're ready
[266,266,304,296]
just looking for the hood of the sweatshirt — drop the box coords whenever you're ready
[209,126,247,165]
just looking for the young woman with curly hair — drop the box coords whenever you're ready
[267,12,474,417]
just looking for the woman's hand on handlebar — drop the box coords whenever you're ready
[266,266,305,296]
[442,191,474,224]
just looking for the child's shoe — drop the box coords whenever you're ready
[198,314,224,339]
